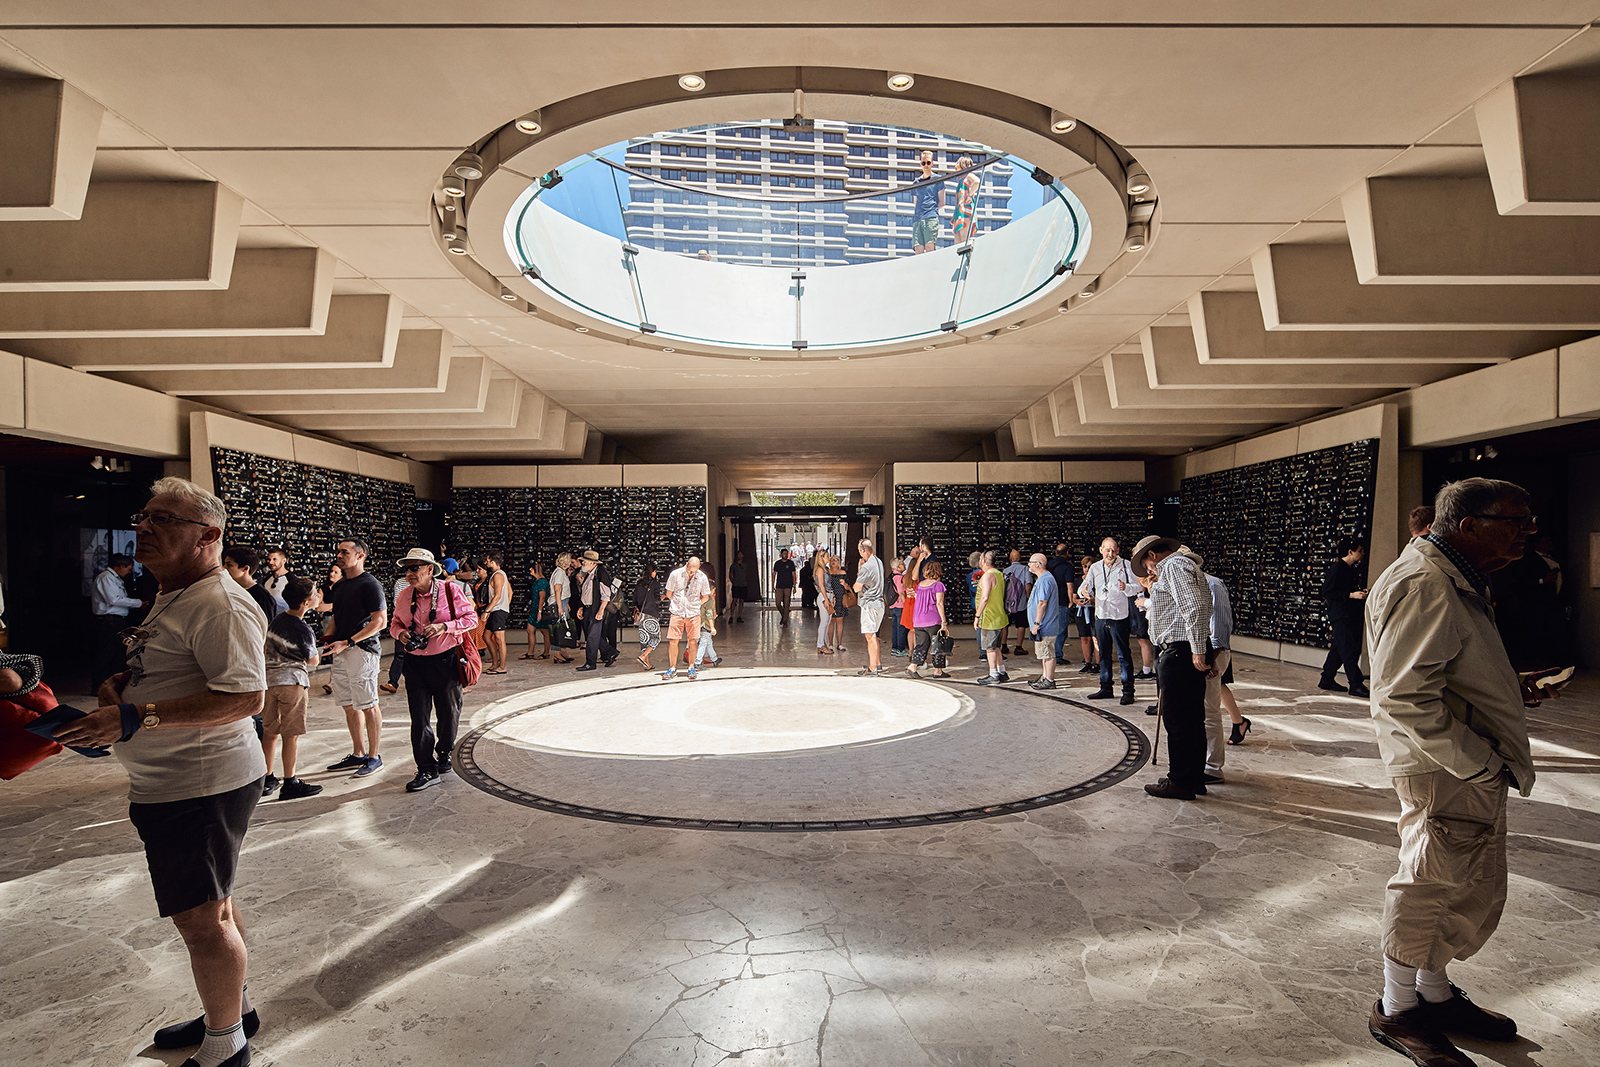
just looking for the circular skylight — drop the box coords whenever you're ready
[502,120,1090,354]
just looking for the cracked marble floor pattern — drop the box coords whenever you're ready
[1,612,1596,1067]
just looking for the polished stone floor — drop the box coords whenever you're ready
[1,605,1596,1067]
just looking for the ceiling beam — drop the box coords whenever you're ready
[1104,351,1367,410]
[0,182,241,290]
[1477,70,1600,216]
[107,327,447,395]
[194,354,490,416]
[1073,372,1291,427]
[1344,175,1600,284]
[1141,324,1475,390]
[0,78,103,221]
[0,248,335,337]
[279,373,526,430]
[1255,240,1600,330]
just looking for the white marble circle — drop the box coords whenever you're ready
[486,674,971,758]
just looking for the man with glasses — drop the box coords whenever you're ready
[323,538,387,778]
[1364,478,1547,1067]
[1319,537,1370,698]
[51,478,268,1067]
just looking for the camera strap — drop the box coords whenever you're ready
[404,583,441,632]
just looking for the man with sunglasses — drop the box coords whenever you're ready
[51,477,268,1067]
[1364,478,1548,1067]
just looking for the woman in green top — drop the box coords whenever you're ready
[521,561,551,660]
[974,550,1012,685]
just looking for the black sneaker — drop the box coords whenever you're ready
[153,1009,260,1050]
[1135,670,1157,681]
[278,777,324,800]
[261,774,280,797]
[354,754,382,777]
[405,771,439,792]
[1119,692,1136,705]
[1145,705,1159,716]
[1349,686,1372,698]
[1077,663,1097,674]
[975,675,1001,686]
[1086,689,1114,700]
[326,753,365,772]
[995,672,1011,684]
[1029,678,1057,690]
[435,755,453,775]
[1317,680,1346,693]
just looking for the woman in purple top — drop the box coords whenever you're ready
[907,560,949,678]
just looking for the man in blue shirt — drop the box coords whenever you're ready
[1025,553,1061,690]
[911,151,946,253]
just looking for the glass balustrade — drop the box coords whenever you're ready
[501,120,1090,351]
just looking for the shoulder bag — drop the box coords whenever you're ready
[442,580,483,687]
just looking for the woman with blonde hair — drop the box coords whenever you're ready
[814,549,836,654]
[550,552,576,665]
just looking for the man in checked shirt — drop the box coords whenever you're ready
[1129,535,1214,801]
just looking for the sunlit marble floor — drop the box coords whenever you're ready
[1,605,1596,1067]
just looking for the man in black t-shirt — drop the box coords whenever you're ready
[773,550,797,627]
[324,538,388,777]
[223,545,280,622]
[1319,538,1368,697]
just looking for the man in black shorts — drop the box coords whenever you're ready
[53,476,268,1067]
[773,549,797,626]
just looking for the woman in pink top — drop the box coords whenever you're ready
[389,548,478,792]
[907,559,949,678]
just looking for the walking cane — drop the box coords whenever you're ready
[1150,689,1163,765]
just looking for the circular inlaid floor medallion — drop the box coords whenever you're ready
[457,669,1148,831]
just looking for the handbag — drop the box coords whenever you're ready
[933,629,956,659]
[1,680,65,780]
[442,581,483,687]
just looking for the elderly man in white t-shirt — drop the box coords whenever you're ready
[54,477,267,1067]
[661,555,711,681]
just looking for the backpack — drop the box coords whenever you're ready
[1003,567,1028,612]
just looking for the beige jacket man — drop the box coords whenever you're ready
[1365,537,1533,796]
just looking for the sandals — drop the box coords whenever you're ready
[322,684,333,695]
[484,668,507,675]
[518,653,537,660]
[818,647,834,655]
[636,654,650,668]
[1228,717,1252,745]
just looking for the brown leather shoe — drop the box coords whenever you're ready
[1369,1000,1476,1066]
[1418,985,1517,1041]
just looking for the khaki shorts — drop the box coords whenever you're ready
[1383,768,1509,971]
[666,614,701,644]
[262,684,309,736]
[1036,636,1058,661]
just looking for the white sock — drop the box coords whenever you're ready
[194,1019,245,1067]
[1416,966,1452,1003]
[1383,957,1420,1015]
[240,984,252,1014]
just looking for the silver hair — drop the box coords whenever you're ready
[1433,478,1531,537]
[148,476,227,529]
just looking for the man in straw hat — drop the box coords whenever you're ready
[389,548,477,793]
[573,549,617,673]
[1129,534,1214,801]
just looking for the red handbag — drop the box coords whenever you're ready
[443,581,483,687]
[0,681,65,780]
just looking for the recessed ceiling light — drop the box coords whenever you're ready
[574,326,589,333]
[1078,280,1098,299]
[678,72,706,92]
[514,110,543,135]
[1049,110,1077,134]
[662,347,675,353]
[1005,324,1021,330]
[887,73,915,92]
[1057,302,1071,312]
[838,354,850,360]
[923,344,936,350]
[980,331,997,341]
[452,152,485,180]
[749,356,761,361]
[499,287,518,301]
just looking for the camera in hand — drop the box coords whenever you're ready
[398,630,431,652]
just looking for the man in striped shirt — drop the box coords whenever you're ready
[1131,535,1214,801]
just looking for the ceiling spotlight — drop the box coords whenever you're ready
[574,326,589,333]
[1078,279,1098,299]
[1005,324,1021,330]
[499,287,518,301]
[440,220,460,241]
[923,344,936,350]
[447,239,469,255]
[678,72,706,92]
[452,152,485,180]
[1124,223,1149,252]
[980,331,997,341]
[514,110,543,135]
[1126,167,1152,196]
[1057,302,1072,312]
[441,172,467,197]
[662,347,675,353]
[838,354,851,360]
[1049,110,1077,134]
[887,72,915,92]
[749,356,761,361]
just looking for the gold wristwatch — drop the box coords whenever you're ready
[141,704,160,729]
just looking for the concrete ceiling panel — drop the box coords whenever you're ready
[281,376,528,431]
[191,354,488,416]
[1128,223,1289,278]
[1067,275,1213,318]
[0,78,103,220]
[89,148,214,182]
[1192,290,1580,363]
[110,327,447,395]
[1123,148,1398,223]
[0,247,335,337]
[1141,325,1476,390]
[1344,175,1600,283]
[181,150,449,226]
[1255,241,1600,330]
[1031,399,1230,450]
[292,225,459,279]
[11,293,398,370]
[1478,71,1600,215]
[370,277,530,320]
[0,181,241,290]
[1103,351,1370,410]
[1073,372,1292,426]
